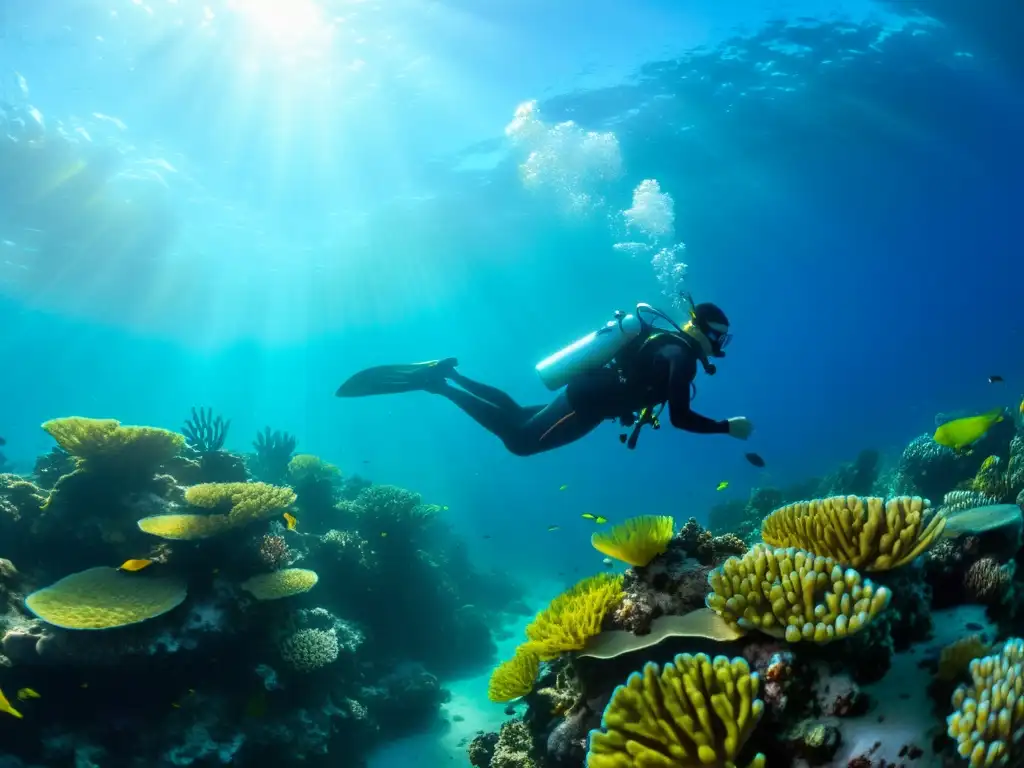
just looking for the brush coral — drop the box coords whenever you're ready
[591,515,674,567]
[522,573,624,660]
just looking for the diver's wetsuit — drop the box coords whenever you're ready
[433,334,729,456]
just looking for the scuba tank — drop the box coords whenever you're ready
[534,303,684,391]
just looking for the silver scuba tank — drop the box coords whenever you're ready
[535,310,646,391]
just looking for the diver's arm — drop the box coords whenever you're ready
[664,348,730,434]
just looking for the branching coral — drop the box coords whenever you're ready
[586,652,766,768]
[947,637,1024,766]
[250,427,297,483]
[760,495,944,571]
[522,573,624,660]
[591,515,674,566]
[350,484,438,537]
[181,407,230,454]
[137,482,296,541]
[42,417,184,475]
[487,646,540,702]
[705,544,891,643]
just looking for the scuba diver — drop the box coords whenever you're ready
[336,296,753,456]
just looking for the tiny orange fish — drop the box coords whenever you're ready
[119,559,153,572]
[283,512,298,531]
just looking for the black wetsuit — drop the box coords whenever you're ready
[434,333,729,456]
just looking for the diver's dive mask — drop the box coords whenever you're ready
[702,321,732,358]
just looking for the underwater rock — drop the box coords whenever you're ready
[468,731,499,767]
[489,720,538,768]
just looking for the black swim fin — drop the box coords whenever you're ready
[335,358,458,397]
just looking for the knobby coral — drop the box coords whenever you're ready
[591,515,674,567]
[706,544,891,643]
[761,495,944,571]
[587,652,766,768]
[947,637,1024,766]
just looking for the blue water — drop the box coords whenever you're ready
[1,0,1022,762]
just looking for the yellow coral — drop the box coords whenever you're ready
[591,515,674,567]
[137,513,233,540]
[487,646,540,702]
[938,635,993,683]
[587,652,766,768]
[706,544,891,643]
[24,566,187,629]
[42,417,184,473]
[947,637,1024,766]
[185,482,296,524]
[523,573,624,660]
[287,454,341,484]
[761,495,944,571]
[241,568,319,600]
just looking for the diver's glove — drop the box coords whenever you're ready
[727,416,753,440]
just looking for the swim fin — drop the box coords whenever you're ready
[335,358,458,397]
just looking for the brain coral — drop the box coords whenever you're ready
[24,567,187,630]
[279,628,340,672]
[241,568,319,600]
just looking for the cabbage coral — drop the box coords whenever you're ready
[591,515,674,567]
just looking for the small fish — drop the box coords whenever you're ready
[442,505,449,511]
[283,512,298,531]
[482,535,492,539]
[503,705,516,716]
[744,452,766,468]
[716,481,729,491]
[933,407,1005,452]
[988,375,1004,383]
[602,557,613,568]
[119,558,153,572]
[1019,397,1024,418]
[380,532,388,537]
[212,568,220,575]
[361,460,371,464]
[0,436,5,446]
[547,525,560,532]
[581,513,608,524]
[80,683,88,689]
[559,484,568,491]
[16,688,40,701]
[0,687,22,719]
[171,703,181,709]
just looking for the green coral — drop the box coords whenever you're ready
[948,637,1024,766]
[24,566,187,629]
[287,454,341,485]
[279,628,339,672]
[706,544,891,643]
[185,482,296,524]
[348,485,438,535]
[587,653,765,768]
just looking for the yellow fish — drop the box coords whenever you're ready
[1019,397,1024,418]
[16,688,40,701]
[118,559,153,572]
[0,687,22,719]
[716,481,729,491]
[581,513,608,524]
[283,512,298,531]
[933,407,1005,452]
[559,485,568,491]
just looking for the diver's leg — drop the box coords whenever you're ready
[433,383,533,442]
[448,371,522,411]
[501,392,603,456]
